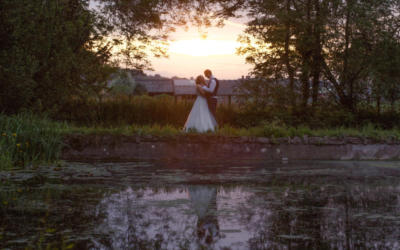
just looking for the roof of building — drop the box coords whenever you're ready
[174,85,196,95]
[218,80,241,96]
[132,73,170,81]
[131,75,243,96]
[172,79,242,96]
[137,79,174,94]
[173,79,196,86]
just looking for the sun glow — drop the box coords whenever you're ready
[169,39,240,57]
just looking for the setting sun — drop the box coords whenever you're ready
[169,39,240,57]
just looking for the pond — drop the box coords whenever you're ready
[1,160,399,249]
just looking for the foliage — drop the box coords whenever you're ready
[237,0,400,112]
[108,70,147,96]
[1,0,399,131]
[370,33,400,112]
[94,0,241,69]
[0,0,246,115]
[0,0,115,114]
[0,113,66,170]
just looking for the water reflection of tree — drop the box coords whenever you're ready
[91,178,400,249]
[241,177,400,250]
[92,185,222,249]
[91,161,400,249]
[93,187,195,249]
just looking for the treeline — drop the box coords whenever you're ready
[0,0,114,113]
[0,0,217,114]
[1,0,399,129]
[237,0,400,114]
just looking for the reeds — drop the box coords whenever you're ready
[0,113,66,170]
[56,95,194,127]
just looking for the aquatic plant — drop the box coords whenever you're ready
[0,113,66,169]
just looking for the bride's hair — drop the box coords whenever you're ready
[195,75,205,85]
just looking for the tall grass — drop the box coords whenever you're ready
[55,94,246,128]
[0,113,66,170]
[54,94,400,130]
[56,95,194,127]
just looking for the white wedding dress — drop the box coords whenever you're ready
[184,90,217,133]
[188,186,219,245]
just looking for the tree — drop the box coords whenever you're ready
[237,0,330,111]
[237,0,400,112]
[370,34,400,113]
[0,0,242,114]
[0,0,113,113]
[96,0,242,69]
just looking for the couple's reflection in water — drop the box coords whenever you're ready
[4,161,400,249]
[92,162,400,250]
[188,185,220,246]
[93,183,223,249]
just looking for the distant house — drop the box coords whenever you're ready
[138,79,174,96]
[173,79,196,101]
[129,73,332,105]
[131,74,242,105]
[132,73,173,96]
[172,79,242,104]
[218,80,241,105]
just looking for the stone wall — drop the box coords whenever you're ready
[61,135,400,161]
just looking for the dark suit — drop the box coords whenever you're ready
[203,77,218,117]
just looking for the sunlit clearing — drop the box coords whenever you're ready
[169,39,240,56]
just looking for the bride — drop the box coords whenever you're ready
[184,75,217,133]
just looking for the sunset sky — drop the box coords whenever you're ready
[89,1,251,80]
[148,20,251,80]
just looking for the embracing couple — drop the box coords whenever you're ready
[184,69,219,133]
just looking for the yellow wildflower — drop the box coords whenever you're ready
[12,133,16,137]
[16,143,21,147]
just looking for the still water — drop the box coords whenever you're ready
[1,160,400,249]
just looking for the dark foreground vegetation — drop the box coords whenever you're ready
[1,0,399,117]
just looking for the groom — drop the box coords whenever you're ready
[201,69,219,117]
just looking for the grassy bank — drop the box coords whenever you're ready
[2,113,400,170]
[62,123,400,140]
